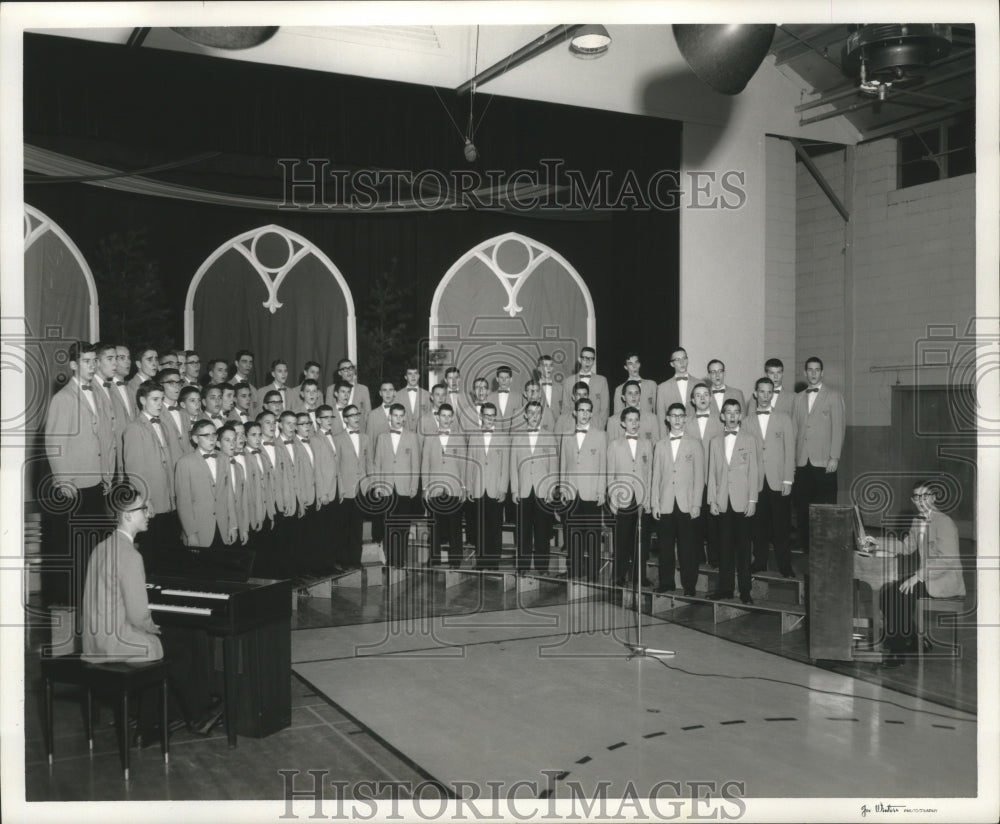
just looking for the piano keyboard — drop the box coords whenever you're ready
[159,588,231,600]
[149,603,213,616]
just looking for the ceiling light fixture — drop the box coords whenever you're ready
[569,25,612,58]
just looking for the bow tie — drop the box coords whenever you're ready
[230,458,238,465]
[625,435,638,440]
[347,428,359,434]
[202,453,215,460]
[115,380,126,386]
[575,428,588,434]
[497,390,509,394]
[407,387,418,392]
[724,430,738,437]
[390,429,403,434]
[711,388,725,394]
[238,410,248,418]
[382,405,392,410]
[438,430,451,435]
[806,388,819,393]
[670,435,683,440]
[676,375,688,380]
[282,438,294,445]
[80,385,93,392]
[526,429,540,434]
[773,388,781,393]
[251,448,261,455]
[103,379,114,388]
[300,438,310,444]
[149,416,161,424]
[540,381,552,386]
[167,405,179,412]
[211,413,223,420]
[757,410,770,415]
[696,413,709,418]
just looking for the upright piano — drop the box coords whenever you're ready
[145,548,292,747]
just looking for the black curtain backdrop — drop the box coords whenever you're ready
[23,33,680,386]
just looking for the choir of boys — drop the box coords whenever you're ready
[45,344,849,606]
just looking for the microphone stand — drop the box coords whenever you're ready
[624,504,675,660]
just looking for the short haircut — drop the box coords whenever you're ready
[707,359,725,371]
[572,381,590,395]
[94,341,117,358]
[337,358,354,370]
[620,405,640,422]
[184,349,199,359]
[301,378,319,390]
[303,360,321,373]
[135,347,157,361]
[219,382,235,394]
[722,398,742,413]
[537,354,553,364]
[755,376,775,391]
[805,356,825,370]
[495,366,512,378]
[764,357,784,370]
[666,402,687,416]
[580,346,596,357]
[179,385,201,403]
[68,340,92,363]
[190,418,215,437]
[295,413,312,424]
[379,379,395,390]
[235,349,254,361]
[316,404,334,416]
[136,380,163,403]
[431,382,447,394]
[154,368,180,382]
[235,383,252,397]
[270,359,287,372]
[342,404,359,417]
[389,403,406,414]
[671,347,688,359]
[524,400,542,412]
[690,381,710,398]
[278,410,298,424]
[437,403,454,415]
[207,358,227,372]
[524,378,540,390]
[332,380,352,394]
[622,379,641,393]
[480,402,497,415]
[255,410,275,424]
[574,398,594,411]
[624,351,640,362]
[216,422,237,439]
[263,390,283,404]
[444,366,460,378]
[245,421,262,435]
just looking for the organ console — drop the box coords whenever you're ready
[146,548,293,747]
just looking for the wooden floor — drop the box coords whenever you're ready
[22,561,978,808]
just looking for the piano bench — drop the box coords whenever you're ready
[916,596,965,660]
[40,653,171,781]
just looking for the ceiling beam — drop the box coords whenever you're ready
[796,60,975,114]
[789,137,850,222]
[858,100,975,142]
[126,27,150,49]
[798,65,976,126]
[456,25,579,96]
[772,25,846,66]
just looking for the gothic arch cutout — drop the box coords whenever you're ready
[24,204,99,340]
[429,232,594,391]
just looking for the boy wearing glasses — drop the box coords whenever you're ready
[82,485,222,740]
[326,359,371,427]
[874,483,966,667]
[174,421,239,548]
[561,347,609,429]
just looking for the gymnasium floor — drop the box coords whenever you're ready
[22,563,980,813]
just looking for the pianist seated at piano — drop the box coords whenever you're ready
[82,485,224,740]
[872,481,966,668]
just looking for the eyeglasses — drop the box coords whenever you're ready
[345,412,361,418]
[161,378,182,385]
[124,504,150,514]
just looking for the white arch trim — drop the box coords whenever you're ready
[24,204,100,340]
[428,232,596,352]
[183,224,357,361]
